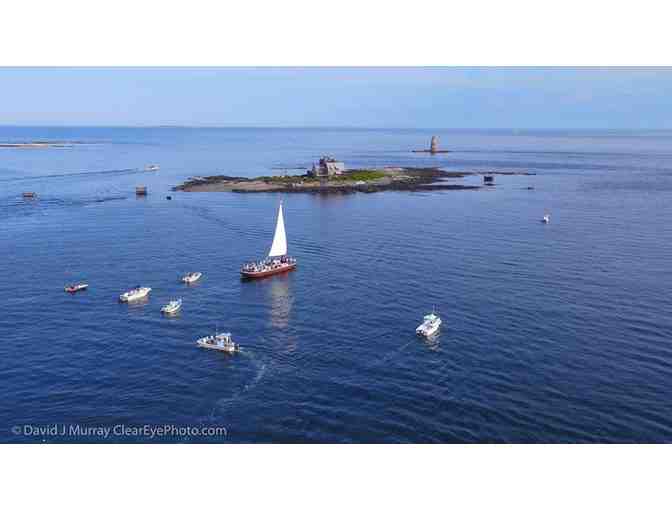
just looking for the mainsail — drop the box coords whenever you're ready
[268,201,287,257]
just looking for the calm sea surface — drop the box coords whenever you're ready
[2,127,671,443]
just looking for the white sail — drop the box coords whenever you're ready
[268,201,287,257]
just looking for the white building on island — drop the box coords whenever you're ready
[308,156,345,178]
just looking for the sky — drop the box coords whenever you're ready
[1,67,671,129]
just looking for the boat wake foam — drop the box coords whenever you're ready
[0,167,145,183]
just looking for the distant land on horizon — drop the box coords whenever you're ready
[1,125,672,132]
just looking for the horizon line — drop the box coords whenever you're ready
[1,124,671,131]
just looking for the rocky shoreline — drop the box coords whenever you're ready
[173,167,534,194]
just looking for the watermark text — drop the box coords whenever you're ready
[11,423,228,440]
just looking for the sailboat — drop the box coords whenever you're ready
[241,201,297,279]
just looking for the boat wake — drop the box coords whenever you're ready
[0,195,129,221]
[364,336,418,371]
[178,203,266,240]
[210,355,269,415]
[0,167,144,183]
[244,362,267,392]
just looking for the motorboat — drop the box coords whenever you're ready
[119,286,152,302]
[161,298,182,315]
[145,164,160,172]
[181,272,202,284]
[65,282,88,293]
[416,312,442,337]
[197,332,239,353]
[542,211,551,223]
[241,201,297,279]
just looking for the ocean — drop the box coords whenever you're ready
[2,126,671,442]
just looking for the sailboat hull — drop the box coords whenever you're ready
[241,262,296,279]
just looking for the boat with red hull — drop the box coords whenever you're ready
[65,282,88,293]
[241,259,297,279]
[241,201,297,279]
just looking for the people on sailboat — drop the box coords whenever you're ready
[242,255,296,274]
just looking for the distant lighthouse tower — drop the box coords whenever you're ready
[430,136,439,154]
[411,135,449,154]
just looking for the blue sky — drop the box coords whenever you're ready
[1,67,671,128]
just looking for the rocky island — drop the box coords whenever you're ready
[173,166,534,194]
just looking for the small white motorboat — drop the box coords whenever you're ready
[145,164,160,172]
[181,272,202,284]
[542,211,551,223]
[416,311,442,337]
[161,298,182,315]
[197,332,239,353]
[65,282,88,293]
[119,286,152,302]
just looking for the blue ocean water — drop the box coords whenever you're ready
[1,127,671,443]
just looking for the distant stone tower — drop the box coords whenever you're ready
[430,136,439,154]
